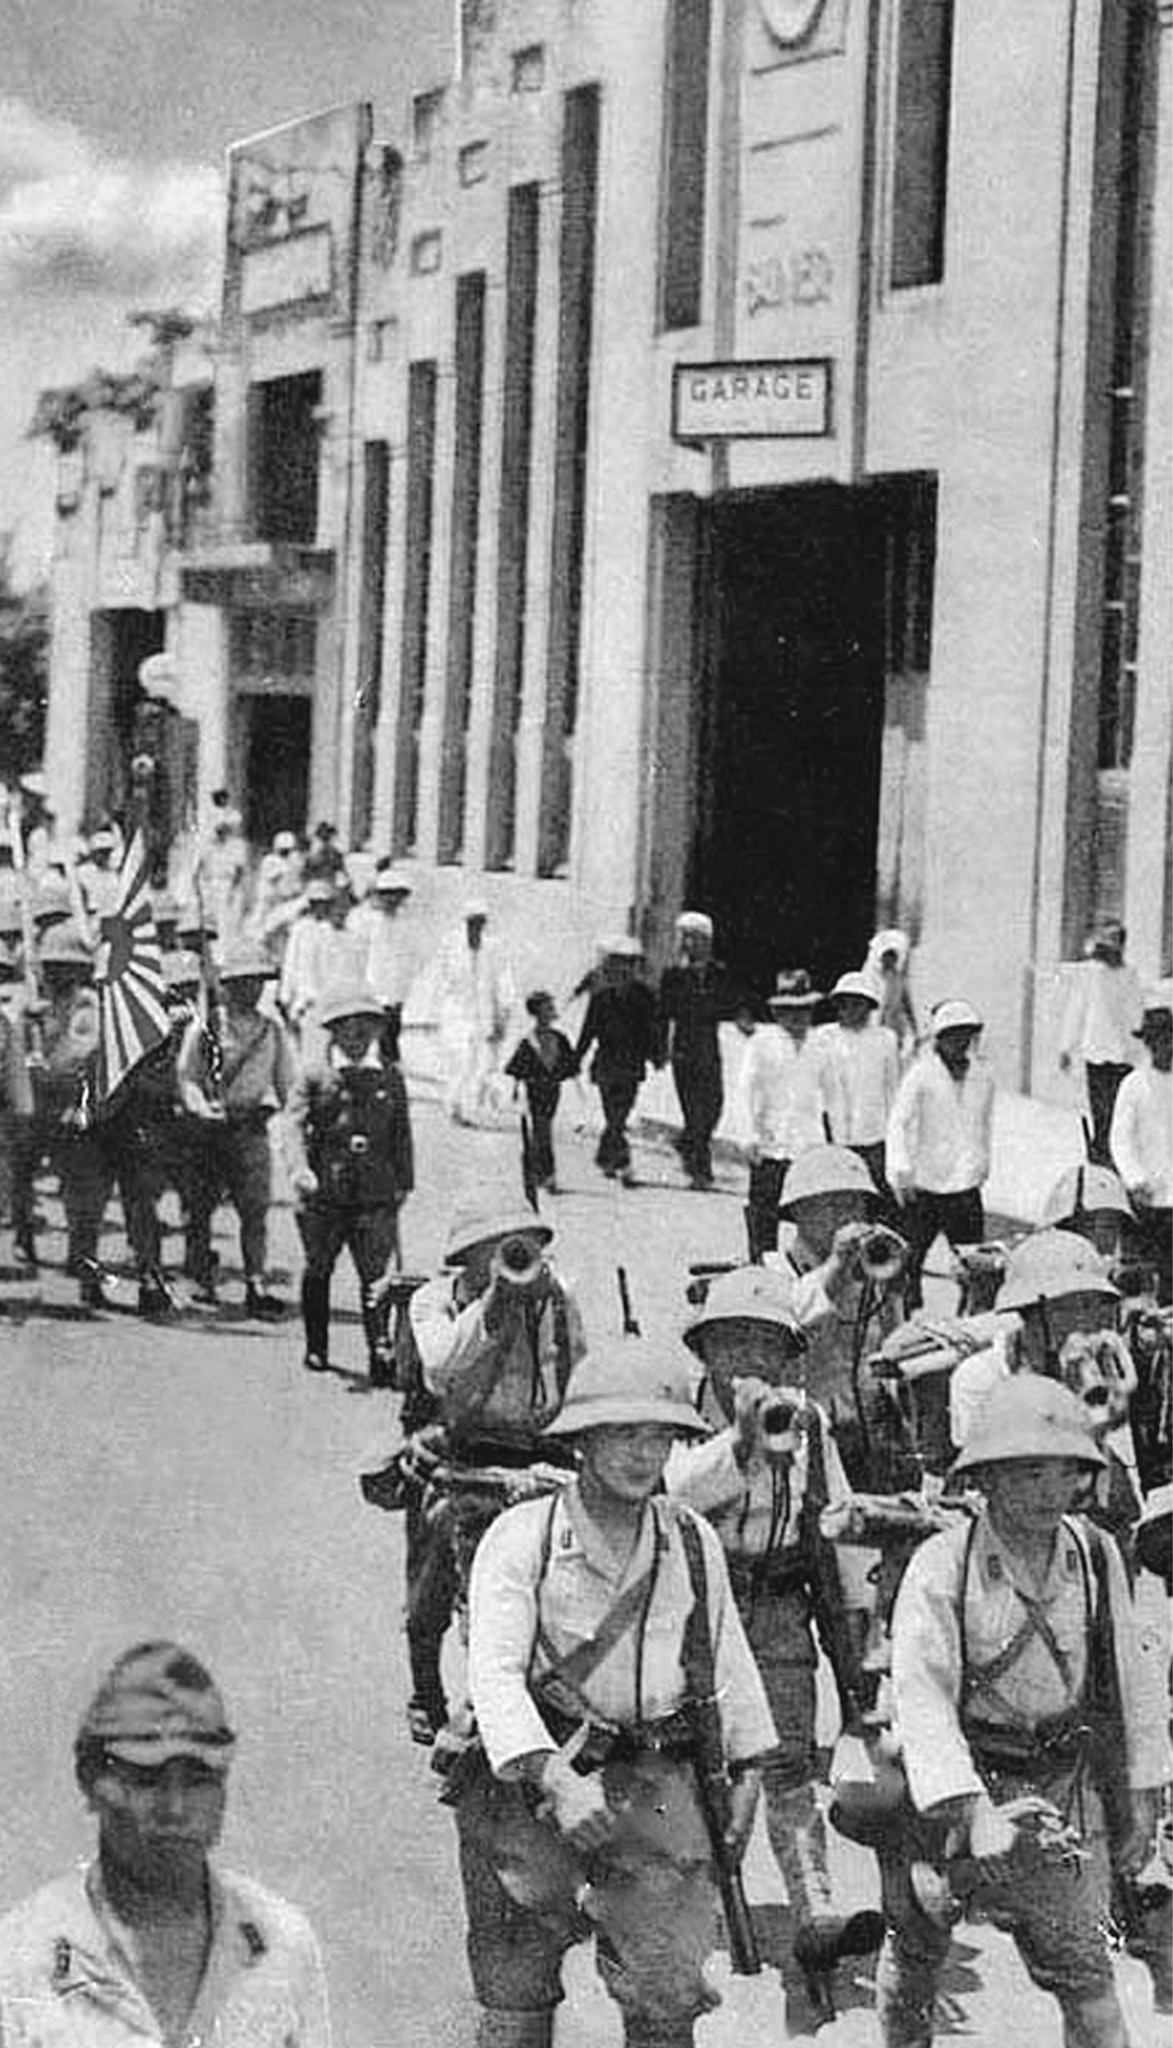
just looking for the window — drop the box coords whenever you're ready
[437,274,487,864]
[247,371,321,543]
[486,185,540,871]
[890,0,954,290]
[538,86,599,878]
[657,0,711,331]
[392,363,437,858]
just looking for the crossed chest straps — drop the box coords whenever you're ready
[525,1500,711,1737]
[958,1519,1094,1735]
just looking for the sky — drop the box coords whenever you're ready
[0,0,451,584]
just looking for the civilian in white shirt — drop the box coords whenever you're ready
[886,999,995,1311]
[740,968,827,1259]
[1059,922,1144,1165]
[1111,992,1172,1303]
[348,863,416,1062]
[823,970,901,1207]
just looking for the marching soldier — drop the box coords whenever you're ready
[0,935,39,1268]
[36,923,108,1309]
[402,1205,586,1740]
[669,1267,882,2022]
[177,940,294,1317]
[659,911,726,1190]
[457,1342,777,2048]
[877,1375,1170,2048]
[286,980,413,1374]
[0,1640,331,2045]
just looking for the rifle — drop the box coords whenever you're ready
[679,1515,761,1975]
[617,1265,640,1337]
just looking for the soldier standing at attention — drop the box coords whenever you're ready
[659,911,726,1190]
[0,1641,331,2045]
[177,941,295,1317]
[457,1342,777,2048]
[879,1376,1170,2048]
[286,980,413,1375]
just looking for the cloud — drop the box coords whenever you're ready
[0,98,222,306]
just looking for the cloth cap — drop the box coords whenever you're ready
[77,1641,236,1768]
[218,942,277,983]
[373,867,413,896]
[38,923,92,969]
[931,999,982,1035]
[830,971,880,1007]
[602,934,643,959]
[996,1228,1119,1312]
[768,968,822,1009]
[305,879,337,905]
[1040,1164,1134,1229]
[444,1204,554,1266]
[272,831,299,854]
[676,911,713,938]
[163,949,202,992]
[544,1343,709,1438]
[317,981,384,1027]
[150,891,180,922]
[684,1266,806,1355]
[953,1375,1105,1475]
[463,897,489,922]
[779,1144,878,1212]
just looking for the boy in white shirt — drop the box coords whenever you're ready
[886,999,995,1311]
[740,968,827,1259]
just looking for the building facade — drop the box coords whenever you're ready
[40,0,1172,1090]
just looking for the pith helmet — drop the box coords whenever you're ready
[996,1228,1119,1313]
[684,1265,806,1357]
[953,1375,1105,1475]
[77,1641,236,1769]
[931,999,982,1036]
[444,1204,554,1266]
[1040,1164,1133,1229]
[317,981,384,1028]
[830,971,879,1008]
[218,941,277,983]
[779,1144,878,1212]
[544,1343,709,1438]
[38,923,92,970]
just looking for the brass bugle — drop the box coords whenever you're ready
[858,1224,908,1284]
[492,1234,547,1290]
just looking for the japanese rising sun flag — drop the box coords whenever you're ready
[93,830,170,1104]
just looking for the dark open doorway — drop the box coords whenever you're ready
[241,696,311,847]
[692,486,887,997]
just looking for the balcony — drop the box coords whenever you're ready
[178,522,335,609]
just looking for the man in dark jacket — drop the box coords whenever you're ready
[659,910,726,1189]
[286,980,413,1374]
[574,936,662,1185]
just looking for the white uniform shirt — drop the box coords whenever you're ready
[411,1273,586,1439]
[1110,1063,1172,1208]
[739,1025,826,1160]
[891,1511,1171,1814]
[666,1402,851,1558]
[348,904,417,1012]
[886,1050,994,1195]
[0,1864,330,2047]
[468,1487,777,1775]
[1060,959,1144,1067]
[822,1023,900,1147]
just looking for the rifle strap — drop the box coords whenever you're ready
[680,1511,714,1704]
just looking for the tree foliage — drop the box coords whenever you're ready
[0,539,49,780]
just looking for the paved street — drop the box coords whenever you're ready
[0,1096,1164,2048]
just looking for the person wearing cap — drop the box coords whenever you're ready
[176,942,295,1316]
[573,938,663,1185]
[0,1640,330,2045]
[668,1268,881,2022]
[885,1000,995,1313]
[877,1376,1170,2048]
[285,980,413,1373]
[34,923,113,1307]
[737,968,827,1260]
[433,901,518,1126]
[77,823,123,921]
[659,910,726,1190]
[822,970,901,1208]
[347,863,417,1064]
[1041,1161,1136,1264]
[302,819,347,886]
[279,880,362,1066]
[1060,922,1145,1167]
[1110,992,1172,1303]
[505,991,578,1195]
[404,1206,585,1739]
[455,1342,776,2048]
[948,1228,1123,1459]
[862,928,919,1062]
